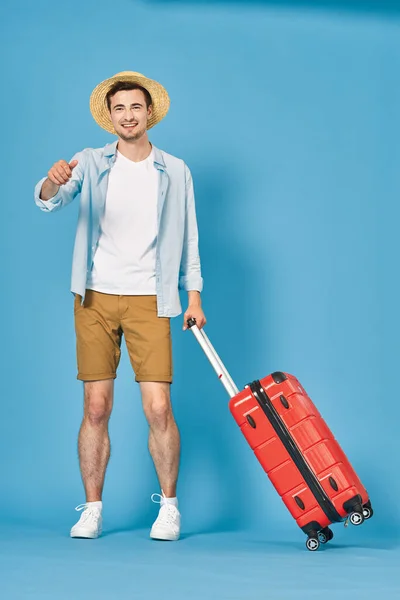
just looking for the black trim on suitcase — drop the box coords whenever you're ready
[271,371,287,384]
[249,380,342,525]
[301,520,323,537]
[343,494,363,515]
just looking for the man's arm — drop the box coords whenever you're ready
[34,153,84,213]
[180,165,206,329]
[179,165,203,292]
[188,290,201,306]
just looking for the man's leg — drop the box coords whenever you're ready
[140,381,180,497]
[140,381,181,541]
[78,379,114,501]
[70,379,114,539]
[72,290,121,538]
[121,295,179,538]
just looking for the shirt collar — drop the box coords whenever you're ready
[103,140,166,171]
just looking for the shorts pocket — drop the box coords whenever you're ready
[74,294,84,314]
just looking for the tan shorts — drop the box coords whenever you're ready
[74,290,173,383]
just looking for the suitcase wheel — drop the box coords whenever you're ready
[318,527,334,544]
[362,506,373,520]
[306,536,320,552]
[362,500,373,520]
[349,511,365,526]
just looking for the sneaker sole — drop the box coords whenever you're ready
[150,531,180,541]
[70,529,102,539]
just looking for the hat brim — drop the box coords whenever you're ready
[90,71,170,134]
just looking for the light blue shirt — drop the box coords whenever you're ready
[34,141,203,317]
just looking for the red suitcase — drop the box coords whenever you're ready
[187,319,373,551]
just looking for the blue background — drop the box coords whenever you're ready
[0,0,399,597]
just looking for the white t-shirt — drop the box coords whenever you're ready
[87,149,159,295]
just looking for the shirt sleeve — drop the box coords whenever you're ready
[179,164,204,292]
[34,151,85,213]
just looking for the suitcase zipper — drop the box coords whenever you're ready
[249,380,342,524]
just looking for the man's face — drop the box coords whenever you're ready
[109,89,152,142]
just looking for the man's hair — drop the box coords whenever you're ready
[106,82,152,111]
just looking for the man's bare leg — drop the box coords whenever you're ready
[78,379,114,501]
[141,381,181,541]
[70,379,114,539]
[140,381,180,497]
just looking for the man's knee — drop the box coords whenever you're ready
[142,383,173,431]
[83,381,113,426]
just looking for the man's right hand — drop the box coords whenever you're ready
[48,159,79,186]
[40,160,79,201]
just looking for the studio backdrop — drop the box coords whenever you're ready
[0,0,399,541]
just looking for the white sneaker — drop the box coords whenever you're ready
[150,493,181,541]
[70,503,102,539]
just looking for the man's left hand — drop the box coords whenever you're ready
[183,305,207,330]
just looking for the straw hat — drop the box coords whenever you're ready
[89,71,170,134]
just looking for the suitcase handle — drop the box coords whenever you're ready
[187,318,240,398]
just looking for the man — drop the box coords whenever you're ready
[34,71,206,542]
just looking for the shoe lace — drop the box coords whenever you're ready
[75,503,100,524]
[151,493,164,505]
[151,494,178,526]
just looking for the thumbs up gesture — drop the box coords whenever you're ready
[48,159,78,186]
